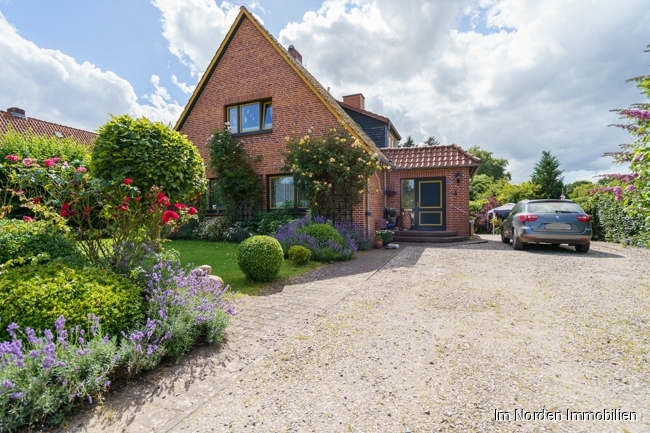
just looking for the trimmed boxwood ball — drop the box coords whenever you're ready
[0,261,143,340]
[298,223,344,246]
[288,245,311,265]
[237,235,284,282]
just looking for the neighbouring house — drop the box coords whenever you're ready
[175,6,481,240]
[0,107,97,145]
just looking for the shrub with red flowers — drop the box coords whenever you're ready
[1,155,197,264]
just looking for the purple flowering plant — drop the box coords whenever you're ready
[0,315,118,430]
[0,242,235,429]
[274,216,359,261]
[113,241,234,375]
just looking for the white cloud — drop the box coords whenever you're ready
[276,0,650,182]
[0,11,183,131]
[171,74,197,95]
[151,0,243,77]
[134,75,184,125]
[249,1,267,15]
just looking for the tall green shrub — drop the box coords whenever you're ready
[91,115,206,202]
[282,128,382,221]
[207,128,263,223]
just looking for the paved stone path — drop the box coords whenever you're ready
[64,246,409,432]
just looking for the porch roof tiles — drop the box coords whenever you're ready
[382,145,482,175]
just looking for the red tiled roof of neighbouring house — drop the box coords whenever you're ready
[382,145,482,175]
[0,109,96,146]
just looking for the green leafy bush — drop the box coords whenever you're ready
[242,203,301,235]
[0,129,91,164]
[0,219,75,266]
[91,114,206,202]
[288,245,311,265]
[0,261,143,340]
[237,235,284,282]
[593,193,649,246]
[207,128,262,222]
[282,128,383,221]
[298,223,344,245]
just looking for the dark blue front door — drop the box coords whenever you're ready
[413,178,446,231]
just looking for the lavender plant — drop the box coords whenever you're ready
[113,242,234,375]
[274,216,358,261]
[1,243,235,429]
[0,316,117,430]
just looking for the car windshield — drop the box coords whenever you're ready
[527,202,584,213]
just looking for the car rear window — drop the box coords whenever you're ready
[528,202,584,213]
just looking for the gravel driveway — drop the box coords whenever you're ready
[172,237,650,433]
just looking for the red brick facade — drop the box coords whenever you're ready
[178,16,340,213]
[384,168,471,237]
[176,8,478,240]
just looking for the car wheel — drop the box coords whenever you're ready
[575,242,590,253]
[501,230,510,244]
[513,234,524,250]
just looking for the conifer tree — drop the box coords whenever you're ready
[531,150,564,199]
[423,136,440,146]
[399,136,416,148]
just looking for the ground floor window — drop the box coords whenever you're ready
[207,179,226,214]
[268,175,308,210]
[401,179,415,209]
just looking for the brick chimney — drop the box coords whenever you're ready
[7,107,26,119]
[342,94,365,111]
[287,45,302,64]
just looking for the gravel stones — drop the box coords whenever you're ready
[174,238,650,433]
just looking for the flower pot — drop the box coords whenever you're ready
[374,240,383,249]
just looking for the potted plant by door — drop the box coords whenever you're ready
[375,229,394,246]
[384,207,397,229]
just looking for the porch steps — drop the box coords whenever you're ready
[391,230,467,243]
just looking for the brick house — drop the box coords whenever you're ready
[175,6,481,240]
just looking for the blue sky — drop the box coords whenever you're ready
[0,0,323,109]
[1,0,649,183]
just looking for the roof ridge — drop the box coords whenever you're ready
[174,6,389,163]
[336,100,389,123]
[0,110,96,135]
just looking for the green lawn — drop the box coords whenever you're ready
[164,240,321,295]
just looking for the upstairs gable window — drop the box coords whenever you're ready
[226,100,272,135]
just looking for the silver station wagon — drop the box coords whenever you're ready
[501,199,593,252]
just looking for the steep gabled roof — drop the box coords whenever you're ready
[0,110,96,145]
[174,6,389,163]
[382,145,482,176]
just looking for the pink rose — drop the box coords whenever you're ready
[123,178,133,185]
[5,155,18,163]
[22,216,34,222]
[77,167,87,173]
[162,210,179,224]
[43,159,55,167]
[188,207,197,215]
